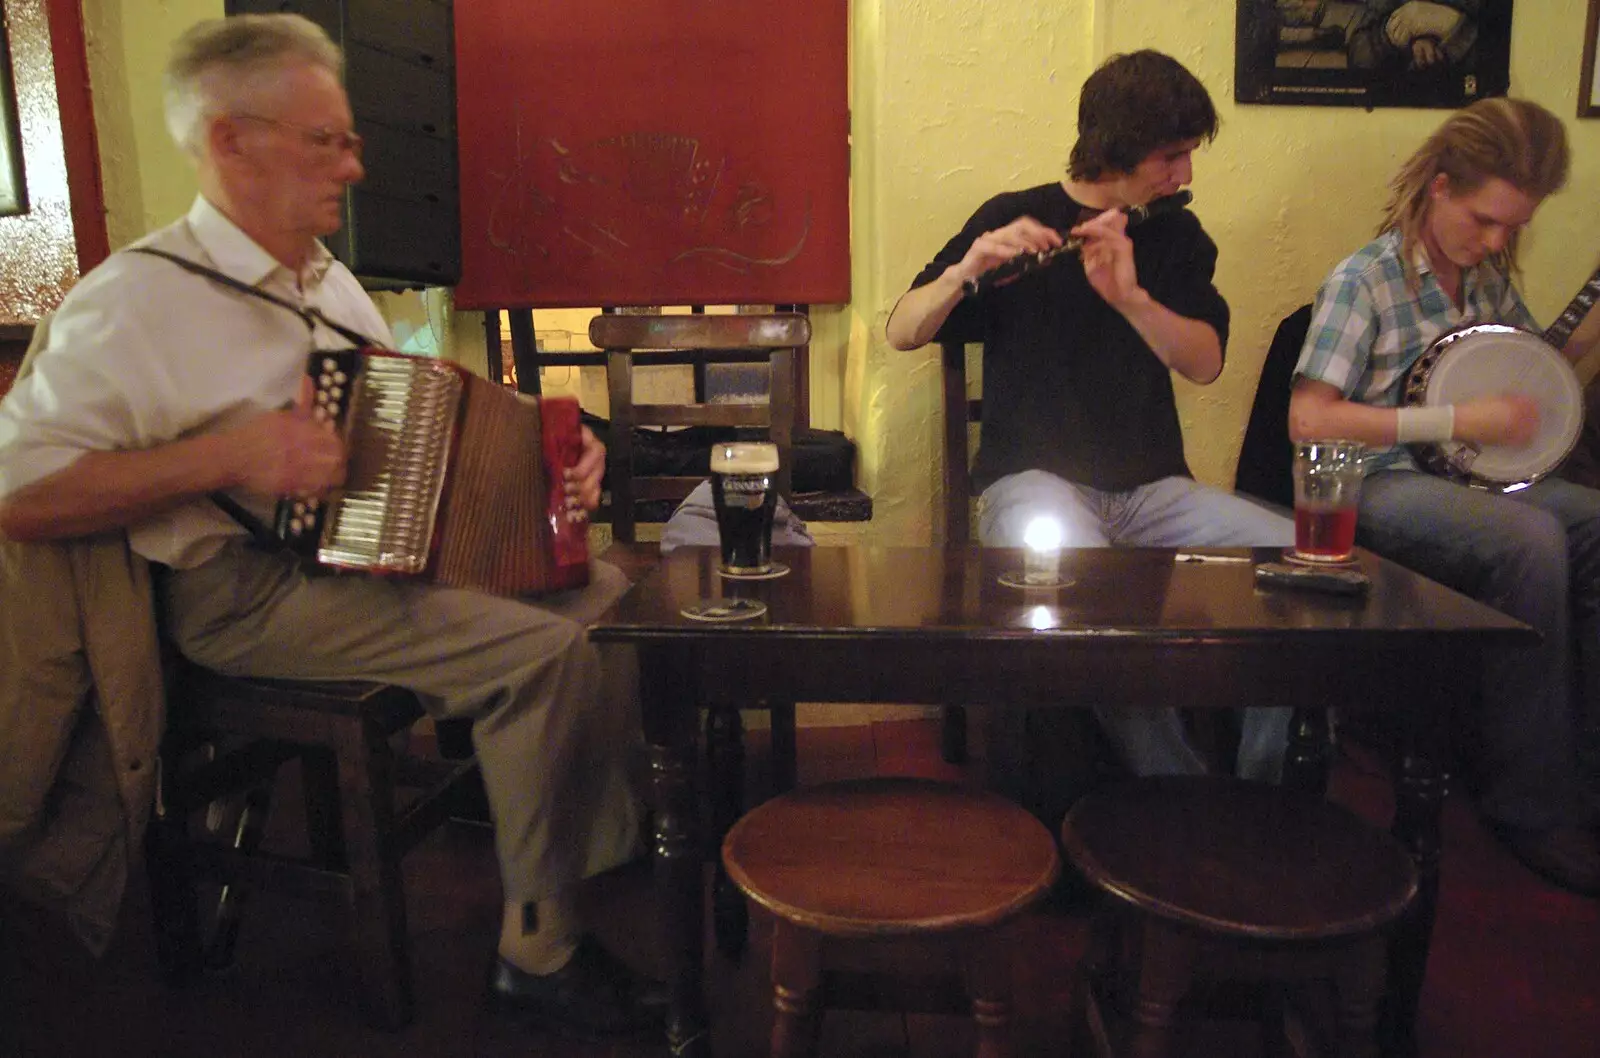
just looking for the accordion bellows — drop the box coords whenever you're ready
[277,348,590,596]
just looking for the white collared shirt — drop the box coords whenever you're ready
[0,196,393,567]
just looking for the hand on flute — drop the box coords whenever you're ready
[957,216,1064,294]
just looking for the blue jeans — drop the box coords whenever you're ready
[977,471,1296,782]
[1357,470,1600,830]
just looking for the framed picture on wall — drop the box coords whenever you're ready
[1235,1,1514,109]
[1579,0,1600,117]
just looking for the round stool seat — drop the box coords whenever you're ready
[1062,776,1417,941]
[723,777,1060,938]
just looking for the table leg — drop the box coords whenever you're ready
[769,699,798,795]
[707,707,750,957]
[1382,657,1455,1058]
[1383,744,1442,1058]
[1284,706,1332,794]
[641,646,713,1058]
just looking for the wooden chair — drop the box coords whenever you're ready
[939,338,1105,779]
[723,777,1060,1058]
[586,312,807,956]
[941,339,984,549]
[1232,305,1425,769]
[588,311,806,543]
[937,339,986,762]
[146,659,480,1030]
[1234,305,1312,510]
[940,337,1249,784]
[1061,776,1418,1058]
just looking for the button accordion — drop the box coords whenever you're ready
[276,348,590,596]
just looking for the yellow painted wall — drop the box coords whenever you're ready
[77,1,1600,549]
[853,0,1600,546]
[82,0,214,248]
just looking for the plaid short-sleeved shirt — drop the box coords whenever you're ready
[1294,229,1536,470]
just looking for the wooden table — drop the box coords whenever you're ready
[589,546,1533,1058]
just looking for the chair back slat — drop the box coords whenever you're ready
[589,312,810,351]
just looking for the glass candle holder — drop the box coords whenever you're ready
[1022,517,1064,585]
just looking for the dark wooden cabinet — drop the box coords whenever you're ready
[225,0,460,288]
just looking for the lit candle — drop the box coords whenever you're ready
[1022,516,1063,586]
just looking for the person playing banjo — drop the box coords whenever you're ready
[1292,97,1600,897]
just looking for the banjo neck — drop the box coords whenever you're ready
[1540,262,1600,350]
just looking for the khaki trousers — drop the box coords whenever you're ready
[159,540,641,902]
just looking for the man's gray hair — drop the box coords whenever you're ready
[164,13,343,155]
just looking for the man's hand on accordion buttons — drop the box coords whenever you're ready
[225,377,348,499]
[564,425,605,515]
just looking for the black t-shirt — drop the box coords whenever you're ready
[908,182,1229,492]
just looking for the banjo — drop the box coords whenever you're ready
[1401,265,1600,490]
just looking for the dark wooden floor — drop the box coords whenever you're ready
[2,717,1597,1057]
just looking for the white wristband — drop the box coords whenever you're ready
[1395,405,1455,444]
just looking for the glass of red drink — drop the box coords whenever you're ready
[1291,440,1365,563]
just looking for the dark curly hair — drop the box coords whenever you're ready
[1067,50,1218,181]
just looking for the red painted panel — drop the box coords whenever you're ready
[453,1,849,310]
[46,0,109,273]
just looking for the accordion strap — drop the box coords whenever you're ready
[209,491,282,553]
[127,246,381,347]
[126,246,380,549]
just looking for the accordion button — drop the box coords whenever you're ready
[329,387,343,401]
[334,371,348,384]
[314,406,329,421]
[289,518,304,533]
[322,358,338,371]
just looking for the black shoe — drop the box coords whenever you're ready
[487,935,667,1040]
[1495,824,1600,897]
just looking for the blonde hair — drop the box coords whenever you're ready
[1382,97,1569,284]
[164,13,343,156]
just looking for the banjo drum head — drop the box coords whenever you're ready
[1421,325,1583,486]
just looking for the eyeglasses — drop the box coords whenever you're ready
[235,114,363,160]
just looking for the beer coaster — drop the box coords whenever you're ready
[680,598,768,623]
[716,561,790,581]
[1282,548,1360,569]
[998,571,1075,590]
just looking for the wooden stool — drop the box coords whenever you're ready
[722,777,1060,1058]
[146,660,480,1030]
[1061,776,1418,1058]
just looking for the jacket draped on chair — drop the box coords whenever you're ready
[0,325,165,954]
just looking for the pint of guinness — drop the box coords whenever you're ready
[710,442,779,574]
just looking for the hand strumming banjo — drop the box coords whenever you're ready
[1401,265,1600,491]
